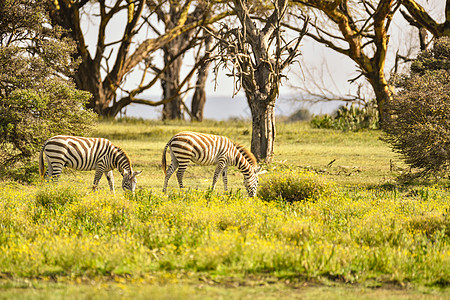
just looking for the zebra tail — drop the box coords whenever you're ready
[162,143,169,176]
[39,146,45,178]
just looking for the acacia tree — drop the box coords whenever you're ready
[47,0,228,117]
[291,0,400,118]
[214,0,307,163]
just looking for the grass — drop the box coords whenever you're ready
[0,119,449,298]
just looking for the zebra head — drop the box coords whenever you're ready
[244,166,262,197]
[122,170,143,192]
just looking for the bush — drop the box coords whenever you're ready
[0,1,96,180]
[382,37,450,176]
[257,170,328,202]
[0,82,95,162]
[311,100,379,131]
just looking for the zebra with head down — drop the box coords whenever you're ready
[39,135,142,192]
[162,131,261,197]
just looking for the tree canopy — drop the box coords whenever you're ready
[0,0,96,180]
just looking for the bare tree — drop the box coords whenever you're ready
[145,0,213,120]
[291,0,400,119]
[212,0,307,163]
[48,0,228,117]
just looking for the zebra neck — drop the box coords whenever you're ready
[234,155,253,174]
[113,150,131,175]
[233,144,257,174]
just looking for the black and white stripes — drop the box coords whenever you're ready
[162,131,261,196]
[39,135,141,192]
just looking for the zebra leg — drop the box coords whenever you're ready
[176,163,189,189]
[222,166,228,191]
[212,160,227,190]
[104,170,115,192]
[163,161,178,193]
[44,157,53,181]
[92,167,105,191]
[48,161,64,182]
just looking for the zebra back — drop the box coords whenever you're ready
[42,135,132,174]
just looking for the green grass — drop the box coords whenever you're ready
[0,119,449,298]
[91,119,402,190]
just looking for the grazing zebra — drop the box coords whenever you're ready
[162,131,261,197]
[39,135,142,192]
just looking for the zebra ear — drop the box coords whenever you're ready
[133,170,143,177]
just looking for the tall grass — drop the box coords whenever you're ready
[0,182,448,286]
[0,120,449,290]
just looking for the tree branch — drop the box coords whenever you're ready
[401,0,450,37]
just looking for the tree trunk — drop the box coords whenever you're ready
[191,34,213,121]
[48,0,215,119]
[246,92,276,164]
[161,35,184,120]
[191,84,206,121]
[366,70,393,123]
[74,57,112,116]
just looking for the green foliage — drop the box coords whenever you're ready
[311,100,379,131]
[310,113,334,129]
[410,38,450,74]
[0,0,96,179]
[257,170,329,202]
[383,37,450,177]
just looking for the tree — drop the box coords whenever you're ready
[401,0,450,38]
[291,0,400,119]
[382,37,450,176]
[0,0,96,179]
[147,0,215,120]
[214,0,307,163]
[47,0,229,118]
[191,30,214,122]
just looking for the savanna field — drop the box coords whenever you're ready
[1,119,449,299]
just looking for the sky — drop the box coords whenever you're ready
[81,0,446,120]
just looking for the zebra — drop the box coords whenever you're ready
[162,131,261,197]
[39,135,142,192]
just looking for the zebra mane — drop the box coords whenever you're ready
[115,145,132,167]
[234,143,257,167]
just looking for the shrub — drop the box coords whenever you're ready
[311,100,379,131]
[310,113,334,129]
[0,1,96,181]
[382,37,450,176]
[257,170,328,202]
